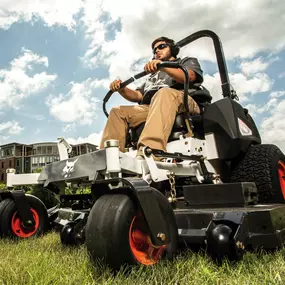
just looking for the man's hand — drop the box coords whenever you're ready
[109,78,142,102]
[144,59,162,73]
[110,79,124,92]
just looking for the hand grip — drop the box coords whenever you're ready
[157,61,181,69]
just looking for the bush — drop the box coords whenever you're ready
[30,185,59,209]
[0,182,7,192]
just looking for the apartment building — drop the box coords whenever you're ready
[0,141,98,183]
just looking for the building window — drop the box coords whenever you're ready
[32,157,38,164]
[38,156,45,167]
[42,146,47,155]
[16,159,20,167]
[1,161,3,168]
[9,160,12,168]
[52,146,58,155]
[3,149,11,156]
[32,157,38,167]
[1,173,4,181]
[47,146,52,154]
[36,146,41,155]
[46,157,53,164]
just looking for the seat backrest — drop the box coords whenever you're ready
[189,86,212,107]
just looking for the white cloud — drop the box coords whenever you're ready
[244,97,278,117]
[270,91,285,98]
[11,48,49,69]
[279,72,285,78]
[260,100,285,152]
[0,0,84,30]
[240,57,278,76]
[1,1,285,67]
[34,128,41,135]
[2,1,284,92]
[0,121,24,135]
[204,72,273,102]
[0,48,57,109]
[238,96,285,153]
[46,78,100,125]
[80,0,285,77]
[0,135,10,146]
[62,123,76,132]
[246,91,285,117]
[246,90,285,152]
[247,91,285,117]
[67,131,103,147]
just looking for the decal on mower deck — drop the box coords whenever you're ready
[62,159,79,178]
[37,149,107,186]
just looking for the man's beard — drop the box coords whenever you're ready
[160,54,173,61]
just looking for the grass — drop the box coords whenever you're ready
[0,232,285,285]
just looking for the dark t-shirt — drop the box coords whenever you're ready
[136,57,203,105]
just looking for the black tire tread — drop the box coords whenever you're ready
[0,198,13,234]
[231,144,285,203]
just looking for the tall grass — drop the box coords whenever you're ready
[0,232,284,285]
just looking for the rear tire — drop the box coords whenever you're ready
[85,190,178,270]
[0,194,49,238]
[231,144,285,203]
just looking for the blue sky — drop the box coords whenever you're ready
[0,0,284,151]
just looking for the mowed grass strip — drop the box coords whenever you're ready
[0,232,285,285]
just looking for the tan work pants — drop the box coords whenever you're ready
[100,88,200,152]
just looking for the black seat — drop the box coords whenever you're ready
[126,87,212,148]
[168,113,204,141]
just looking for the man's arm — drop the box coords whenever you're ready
[161,68,196,83]
[110,80,143,103]
[119,87,143,103]
[144,58,202,83]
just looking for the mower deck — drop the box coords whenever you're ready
[175,204,285,249]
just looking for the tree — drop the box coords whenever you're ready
[0,182,7,192]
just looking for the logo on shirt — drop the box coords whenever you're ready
[144,72,169,93]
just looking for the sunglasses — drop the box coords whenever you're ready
[153,43,169,54]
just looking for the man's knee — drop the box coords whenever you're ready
[151,88,180,103]
[109,106,121,116]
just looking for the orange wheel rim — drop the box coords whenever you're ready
[129,214,166,265]
[11,208,40,238]
[278,161,285,200]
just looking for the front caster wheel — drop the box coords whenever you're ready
[207,223,245,262]
[0,194,49,238]
[60,221,85,246]
[85,190,178,270]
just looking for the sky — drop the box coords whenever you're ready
[0,0,284,151]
